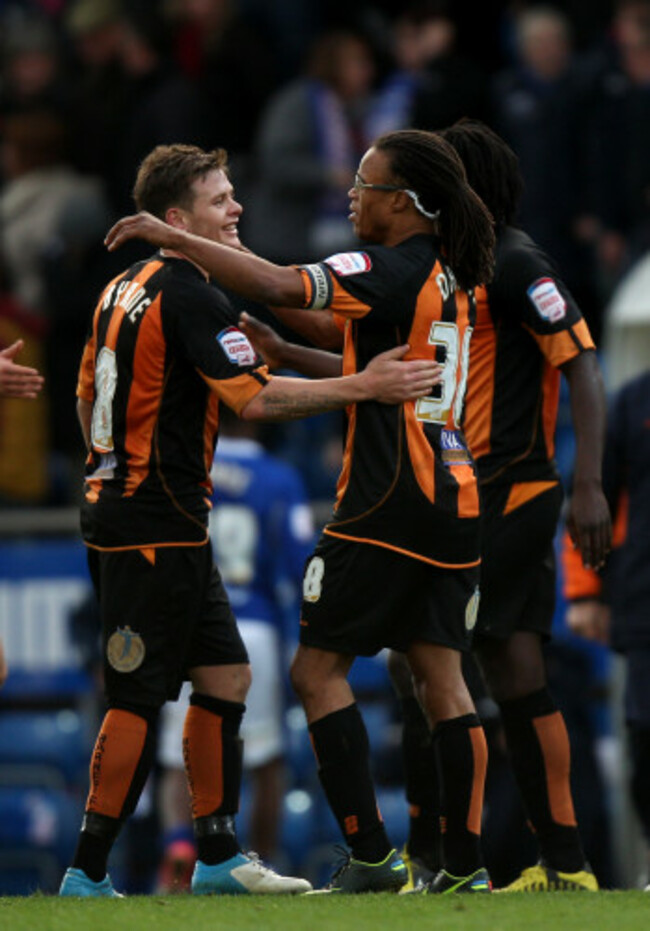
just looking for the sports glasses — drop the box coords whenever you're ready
[353,172,440,221]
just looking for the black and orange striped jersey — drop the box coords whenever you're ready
[299,234,480,569]
[76,254,270,550]
[464,227,595,496]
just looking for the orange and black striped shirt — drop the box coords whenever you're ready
[464,227,594,502]
[300,234,480,569]
[76,254,270,550]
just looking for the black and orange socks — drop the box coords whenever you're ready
[309,704,391,864]
[183,692,245,864]
[73,704,158,881]
[498,688,585,873]
[400,696,442,871]
[432,713,487,877]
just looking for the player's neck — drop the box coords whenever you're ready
[160,248,210,281]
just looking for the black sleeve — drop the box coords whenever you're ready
[492,237,585,335]
[301,243,428,324]
[163,277,265,380]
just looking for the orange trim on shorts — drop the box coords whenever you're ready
[139,547,156,565]
[322,528,481,569]
[86,709,148,819]
[183,704,224,818]
[533,712,577,827]
[83,537,208,553]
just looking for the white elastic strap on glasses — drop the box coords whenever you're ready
[404,189,440,221]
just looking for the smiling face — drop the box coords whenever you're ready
[348,146,401,244]
[172,168,243,248]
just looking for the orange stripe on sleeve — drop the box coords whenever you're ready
[327,277,372,319]
[200,367,269,416]
[527,320,594,368]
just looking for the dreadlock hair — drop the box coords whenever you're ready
[373,129,495,289]
[438,119,523,229]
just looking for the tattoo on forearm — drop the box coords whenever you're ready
[259,387,350,420]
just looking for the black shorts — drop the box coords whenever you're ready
[300,534,480,656]
[473,482,562,643]
[88,542,248,708]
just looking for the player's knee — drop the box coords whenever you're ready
[476,637,546,703]
[387,649,415,698]
[289,654,311,701]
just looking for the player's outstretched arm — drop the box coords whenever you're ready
[240,344,441,421]
[239,312,342,378]
[267,306,344,351]
[0,340,44,399]
[105,212,305,307]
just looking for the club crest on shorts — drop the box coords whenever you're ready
[465,587,480,631]
[107,625,145,672]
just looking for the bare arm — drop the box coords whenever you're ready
[239,312,343,379]
[267,306,344,351]
[77,397,92,449]
[240,344,441,421]
[0,340,44,399]
[106,212,305,307]
[561,350,612,569]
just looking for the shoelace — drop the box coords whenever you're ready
[243,851,280,876]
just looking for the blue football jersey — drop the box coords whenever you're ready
[209,437,315,639]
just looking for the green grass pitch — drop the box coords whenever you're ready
[2,892,649,931]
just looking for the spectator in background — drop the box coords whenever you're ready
[165,0,277,197]
[156,409,314,891]
[0,107,110,498]
[0,11,68,126]
[366,1,485,138]
[578,0,650,305]
[490,7,600,338]
[111,4,210,213]
[65,0,128,211]
[407,0,488,131]
[245,29,377,263]
[564,368,650,890]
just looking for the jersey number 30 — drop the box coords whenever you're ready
[415,321,472,427]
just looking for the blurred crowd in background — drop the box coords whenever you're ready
[1,0,650,505]
[0,0,650,896]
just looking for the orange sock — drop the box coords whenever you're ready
[86,708,150,818]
